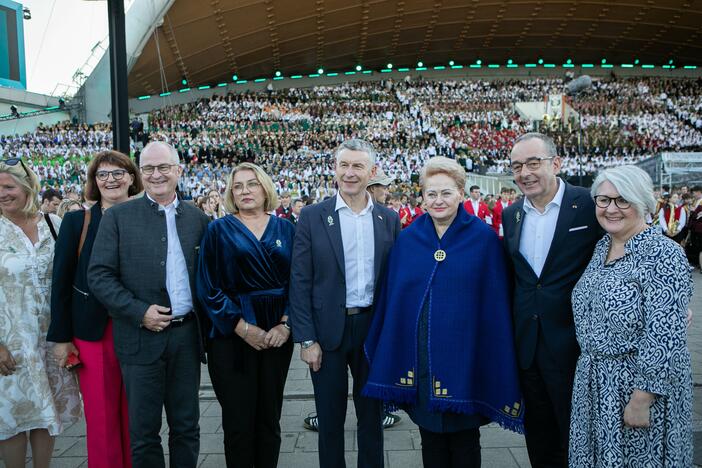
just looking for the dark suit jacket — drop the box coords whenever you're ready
[88,195,210,365]
[289,195,401,351]
[48,203,108,342]
[502,181,602,370]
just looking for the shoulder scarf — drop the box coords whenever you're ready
[363,205,524,433]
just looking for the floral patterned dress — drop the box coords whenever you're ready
[569,227,693,467]
[0,215,82,440]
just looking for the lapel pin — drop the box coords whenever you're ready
[327,215,334,226]
[378,215,383,220]
[572,204,578,209]
[276,239,282,247]
[515,211,522,223]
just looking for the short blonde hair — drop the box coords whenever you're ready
[0,164,41,218]
[419,157,466,191]
[223,162,279,214]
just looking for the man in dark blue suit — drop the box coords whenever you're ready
[290,139,400,468]
[502,133,602,468]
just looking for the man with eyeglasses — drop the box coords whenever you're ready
[502,132,602,468]
[88,141,210,468]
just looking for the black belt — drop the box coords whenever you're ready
[170,311,195,328]
[345,306,371,316]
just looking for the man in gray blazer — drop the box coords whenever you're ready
[290,139,401,468]
[89,141,210,468]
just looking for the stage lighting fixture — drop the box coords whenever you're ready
[566,58,572,64]
[386,63,393,69]
[181,78,187,85]
[601,59,607,64]
[417,61,423,67]
[10,105,19,118]
[355,65,362,71]
[449,60,454,66]
[538,58,544,64]
[232,74,238,81]
[507,59,513,64]
[275,71,281,77]
[476,59,482,65]
[317,68,324,74]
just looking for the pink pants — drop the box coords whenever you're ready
[74,319,132,468]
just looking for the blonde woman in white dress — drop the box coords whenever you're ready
[0,158,81,468]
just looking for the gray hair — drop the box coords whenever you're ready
[142,141,181,164]
[590,165,656,218]
[335,138,376,165]
[512,132,557,158]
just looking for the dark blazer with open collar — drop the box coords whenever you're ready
[88,194,211,365]
[289,195,401,351]
[502,180,603,370]
[48,202,107,342]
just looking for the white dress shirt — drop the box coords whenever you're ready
[336,194,376,307]
[519,179,566,278]
[148,194,193,316]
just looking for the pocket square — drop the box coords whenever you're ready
[568,226,588,232]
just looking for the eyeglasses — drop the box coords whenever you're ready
[0,158,31,179]
[510,157,553,174]
[140,164,178,175]
[232,181,262,193]
[424,189,458,202]
[593,195,631,209]
[96,169,128,181]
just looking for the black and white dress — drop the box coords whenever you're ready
[570,227,693,467]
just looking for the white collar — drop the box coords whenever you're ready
[146,192,179,210]
[335,193,374,215]
[523,178,565,214]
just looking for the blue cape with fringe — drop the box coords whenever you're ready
[363,205,525,433]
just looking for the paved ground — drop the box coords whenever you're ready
[4,273,702,467]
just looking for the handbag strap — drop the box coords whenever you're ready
[77,208,91,258]
[44,213,58,241]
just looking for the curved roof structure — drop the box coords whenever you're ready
[127,0,702,97]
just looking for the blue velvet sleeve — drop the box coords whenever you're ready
[196,223,242,337]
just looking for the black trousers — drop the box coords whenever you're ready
[419,427,481,468]
[519,339,576,468]
[208,335,293,468]
[310,314,384,468]
[119,319,201,468]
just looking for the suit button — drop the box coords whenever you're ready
[161,237,166,242]
[536,283,542,289]
[160,261,165,266]
[532,314,538,320]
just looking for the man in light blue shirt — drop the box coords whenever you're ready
[290,139,401,468]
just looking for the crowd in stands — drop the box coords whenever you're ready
[1,76,701,200]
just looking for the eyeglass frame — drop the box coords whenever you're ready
[139,164,179,175]
[510,156,554,174]
[593,195,632,210]
[96,169,129,181]
[424,188,460,203]
[0,158,31,180]
[232,180,263,194]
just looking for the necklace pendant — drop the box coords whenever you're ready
[434,249,446,262]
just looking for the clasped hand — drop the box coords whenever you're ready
[236,321,290,351]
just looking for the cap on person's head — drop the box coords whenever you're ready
[368,168,393,187]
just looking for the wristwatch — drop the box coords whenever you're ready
[280,320,291,330]
[300,340,315,349]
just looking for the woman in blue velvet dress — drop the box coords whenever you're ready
[196,163,295,468]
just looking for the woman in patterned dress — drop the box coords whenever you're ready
[0,159,81,468]
[570,165,693,467]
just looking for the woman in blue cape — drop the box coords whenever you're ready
[196,163,294,468]
[364,157,524,468]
